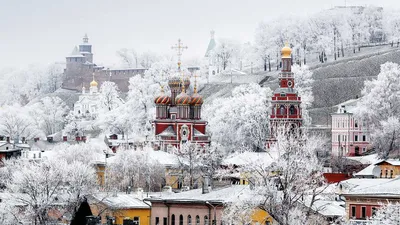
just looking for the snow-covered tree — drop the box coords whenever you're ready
[204,83,272,152]
[106,149,165,192]
[223,128,328,225]
[117,48,140,68]
[292,65,314,126]
[369,202,400,224]
[355,62,400,158]
[99,81,122,112]
[0,143,100,224]
[0,104,39,139]
[213,38,240,71]
[29,96,69,136]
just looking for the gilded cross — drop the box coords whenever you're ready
[171,39,188,64]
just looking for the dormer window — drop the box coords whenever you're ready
[280,93,286,97]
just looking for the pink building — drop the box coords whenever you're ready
[331,99,370,156]
[146,186,248,225]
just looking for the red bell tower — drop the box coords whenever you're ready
[266,44,302,149]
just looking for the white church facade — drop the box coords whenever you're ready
[74,78,100,120]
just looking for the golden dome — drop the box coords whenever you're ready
[281,43,292,58]
[90,79,98,87]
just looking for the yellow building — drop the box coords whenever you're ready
[89,192,151,225]
[251,208,276,225]
[375,160,400,178]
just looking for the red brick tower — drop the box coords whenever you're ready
[266,44,303,149]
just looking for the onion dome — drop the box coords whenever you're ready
[90,79,98,87]
[168,75,181,90]
[176,91,191,105]
[281,43,292,58]
[191,93,203,105]
[191,85,203,105]
[154,87,171,105]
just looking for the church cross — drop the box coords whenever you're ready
[171,39,188,66]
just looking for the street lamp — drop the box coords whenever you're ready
[205,201,217,225]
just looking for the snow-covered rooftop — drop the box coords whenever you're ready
[222,151,278,167]
[345,177,400,197]
[339,178,391,194]
[90,192,150,209]
[147,185,249,203]
[354,164,377,177]
[346,153,380,165]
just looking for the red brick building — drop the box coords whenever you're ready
[267,44,303,148]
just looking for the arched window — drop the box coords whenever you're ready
[188,215,192,225]
[172,214,175,225]
[280,105,285,115]
[196,216,200,225]
[179,215,183,225]
[289,105,295,115]
[204,216,209,225]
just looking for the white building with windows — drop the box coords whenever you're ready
[331,99,371,156]
[73,78,100,120]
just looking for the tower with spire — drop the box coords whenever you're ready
[204,30,218,76]
[266,43,303,149]
[153,40,210,151]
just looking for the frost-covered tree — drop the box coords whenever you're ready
[292,65,314,126]
[369,202,400,224]
[117,48,140,68]
[29,96,69,136]
[204,83,272,152]
[106,149,165,192]
[0,104,39,139]
[99,81,122,112]
[0,143,99,224]
[213,38,240,71]
[223,128,328,225]
[355,62,400,158]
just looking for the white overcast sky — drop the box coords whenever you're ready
[1,0,400,69]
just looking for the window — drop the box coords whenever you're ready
[289,105,295,115]
[196,216,200,225]
[280,105,285,115]
[338,135,340,142]
[204,216,209,225]
[163,218,167,225]
[351,206,356,218]
[361,206,366,219]
[363,135,366,142]
[134,217,140,225]
[385,169,388,178]
[156,217,160,225]
[391,170,394,178]
[188,215,192,225]
[354,135,358,142]
[172,214,175,225]
[355,120,358,128]
[362,147,366,153]
[179,215,183,225]
[372,207,377,217]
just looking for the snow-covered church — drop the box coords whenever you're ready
[204,30,219,76]
[73,76,100,119]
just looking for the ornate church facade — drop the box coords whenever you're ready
[266,44,303,149]
[153,41,210,151]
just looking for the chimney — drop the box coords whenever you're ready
[34,137,39,142]
[6,137,10,143]
[202,176,210,194]
[22,137,26,143]
[63,136,68,142]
